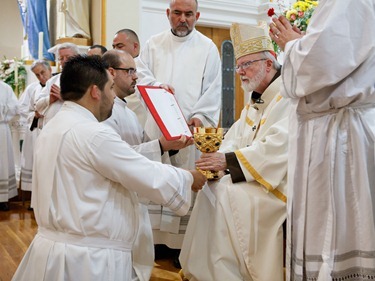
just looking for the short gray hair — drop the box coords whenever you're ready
[31,59,51,71]
[58,43,79,55]
[263,51,281,71]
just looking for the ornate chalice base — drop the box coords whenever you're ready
[194,127,223,180]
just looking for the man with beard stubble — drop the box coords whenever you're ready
[136,0,222,265]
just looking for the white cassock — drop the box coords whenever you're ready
[35,74,63,127]
[12,101,192,281]
[137,28,222,248]
[281,1,375,280]
[0,81,18,202]
[103,96,164,280]
[180,77,289,281]
[18,82,42,191]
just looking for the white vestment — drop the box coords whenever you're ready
[137,28,222,248]
[281,1,375,280]
[103,96,163,280]
[180,77,289,281]
[18,82,42,191]
[12,101,192,281]
[35,74,63,127]
[0,81,18,202]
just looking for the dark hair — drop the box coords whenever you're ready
[115,29,140,43]
[60,55,109,101]
[89,44,108,55]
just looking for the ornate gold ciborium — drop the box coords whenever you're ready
[194,127,224,180]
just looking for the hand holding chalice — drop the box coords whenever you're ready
[194,127,224,180]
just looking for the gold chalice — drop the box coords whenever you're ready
[194,127,224,180]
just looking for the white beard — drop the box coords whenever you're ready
[241,63,266,93]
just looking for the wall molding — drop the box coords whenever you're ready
[141,0,281,28]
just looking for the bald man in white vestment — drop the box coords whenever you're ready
[270,0,375,280]
[136,0,222,253]
[102,49,194,280]
[180,22,289,281]
[12,55,206,281]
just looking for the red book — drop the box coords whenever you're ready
[137,85,192,140]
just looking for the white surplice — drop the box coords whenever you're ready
[18,82,42,191]
[12,101,193,281]
[281,1,375,280]
[137,28,222,248]
[180,77,289,281]
[0,81,18,202]
[103,96,163,280]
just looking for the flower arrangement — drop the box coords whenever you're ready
[268,0,319,53]
[268,0,319,32]
[0,58,27,97]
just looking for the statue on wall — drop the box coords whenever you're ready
[56,0,91,45]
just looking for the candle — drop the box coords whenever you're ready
[38,32,43,60]
[14,62,18,84]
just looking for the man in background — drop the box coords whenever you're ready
[136,0,222,264]
[35,42,79,126]
[87,44,107,56]
[0,81,18,211]
[112,29,147,127]
[102,49,194,279]
[18,60,52,200]
[112,29,140,58]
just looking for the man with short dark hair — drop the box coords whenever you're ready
[112,29,140,58]
[12,55,206,281]
[87,44,107,56]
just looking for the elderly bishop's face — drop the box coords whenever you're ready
[236,54,268,93]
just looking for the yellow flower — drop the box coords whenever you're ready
[286,9,298,21]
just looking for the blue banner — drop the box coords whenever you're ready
[26,0,54,61]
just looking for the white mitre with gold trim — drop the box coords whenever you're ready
[230,21,274,60]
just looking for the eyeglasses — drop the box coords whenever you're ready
[235,58,267,73]
[113,67,137,76]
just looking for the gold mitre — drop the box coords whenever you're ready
[230,21,274,60]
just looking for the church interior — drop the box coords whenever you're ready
[0,0,292,280]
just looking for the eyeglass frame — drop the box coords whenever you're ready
[235,58,267,73]
[112,67,137,76]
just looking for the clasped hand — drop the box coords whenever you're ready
[196,152,227,172]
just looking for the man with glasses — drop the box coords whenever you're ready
[180,22,290,281]
[136,0,222,265]
[34,43,79,126]
[102,49,194,280]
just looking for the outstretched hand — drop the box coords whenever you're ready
[159,135,194,151]
[189,170,207,192]
[269,15,304,51]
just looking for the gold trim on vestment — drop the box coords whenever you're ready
[234,150,287,203]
